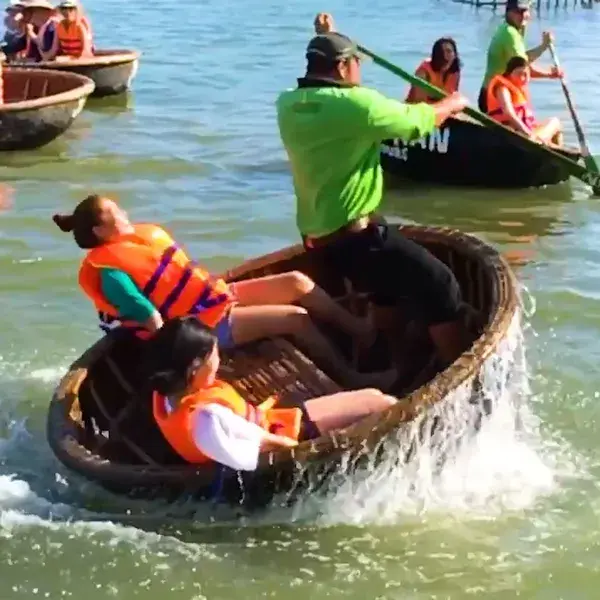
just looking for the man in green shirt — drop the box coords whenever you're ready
[478,0,560,112]
[276,29,473,373]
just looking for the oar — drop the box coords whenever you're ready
[547,42,600,176]
[357,44,600,195]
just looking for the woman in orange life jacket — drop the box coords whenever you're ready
[46,0,92,60]
[406,37,461,104]
[145,316,398,470]
[52,195,398,391]
[486,55,562,146]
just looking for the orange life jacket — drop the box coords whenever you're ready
[56,19,87,58]
[153,380,303,464]
[78,223,234,335]
[486,74,536,131]
[406,59,459,104]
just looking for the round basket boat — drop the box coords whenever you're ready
[0,67,94,150]
[10,50,140,97]
[47,225,519,506]
[381,115,581,189]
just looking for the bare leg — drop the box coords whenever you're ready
[534,117,562,145]
[304,389,397,433]
[232,272,372,339]
[428,320,473,366]
[229,305,396,390]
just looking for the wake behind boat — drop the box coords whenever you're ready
[47,225,519,507]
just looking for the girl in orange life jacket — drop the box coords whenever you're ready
[46,0,92,60]
[406,37,461,104]
[52,195,398,391]
[145,316,398,470]
[486,55,562,146]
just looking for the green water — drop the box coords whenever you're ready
[2,0,600,597]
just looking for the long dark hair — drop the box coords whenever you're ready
[52,194,106,249]
[144,316,217,397]
[430,37,461,78]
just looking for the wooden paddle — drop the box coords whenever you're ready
[547,42,600,178]
[357,44,600,195]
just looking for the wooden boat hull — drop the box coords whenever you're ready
[10,50,140,98]
[381,117,580,188]
[0,68,94,151]
[47,226,519,507]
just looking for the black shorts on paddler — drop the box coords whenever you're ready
[303,217,463,326]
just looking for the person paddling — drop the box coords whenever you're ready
[276,13,475,381]
[53,194,396,390]
[486,56,562,146]
[406,37,461,104]
[478,0,561,113]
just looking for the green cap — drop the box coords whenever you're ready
[305,32,365,62]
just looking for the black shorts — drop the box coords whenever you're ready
[306,223,463,326]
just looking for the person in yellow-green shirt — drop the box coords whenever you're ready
[478,0,562,112]
[276,22,475,377]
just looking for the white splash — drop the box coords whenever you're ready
[0,290,584,544]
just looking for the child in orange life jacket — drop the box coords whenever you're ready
[52,195,397,391]
[145,316,398,470]
[406,37,461,104]
[486,55,562,146]
[46,0,92,60]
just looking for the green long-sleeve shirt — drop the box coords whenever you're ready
[100,268,156,322]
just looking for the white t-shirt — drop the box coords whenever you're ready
[164,397,265,471]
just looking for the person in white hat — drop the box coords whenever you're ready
[2,0,58,61]
[3,1,25,46]
[44,0,92,60]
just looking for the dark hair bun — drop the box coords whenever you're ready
[147,370,187,397]
[52,213,75,233]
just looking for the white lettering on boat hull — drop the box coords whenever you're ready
[381,127,451,161]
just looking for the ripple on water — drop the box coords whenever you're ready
[0,0,600,596]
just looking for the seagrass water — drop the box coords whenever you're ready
[1,0,600,597]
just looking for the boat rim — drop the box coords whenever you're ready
[48,225,520,475]
[1,67,95,112]
[27,49,141,69]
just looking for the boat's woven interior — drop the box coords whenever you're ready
[71,229,495,467]
[75,335,342,466]
[4,70,84,102]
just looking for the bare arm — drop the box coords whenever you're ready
[35,24,58,61]
[408,67,431,104]
[143,310,164,333]
[526,43,547,64]
[80,22,93,56]
[430,92,469,127]
[529,64,555,79]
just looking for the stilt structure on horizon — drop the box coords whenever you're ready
[451,0,597,9]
